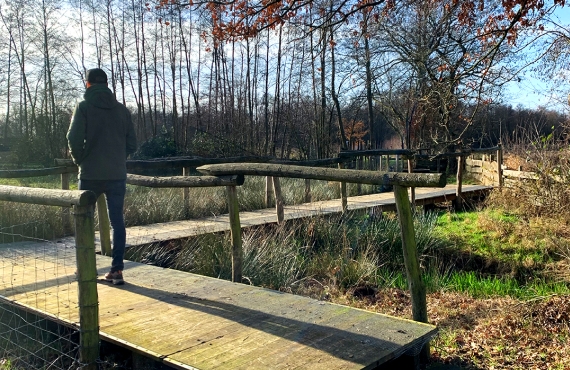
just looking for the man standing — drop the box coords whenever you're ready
[67,68,137,285]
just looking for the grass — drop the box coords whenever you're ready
[433,209,563,278]
[0,303,80,370]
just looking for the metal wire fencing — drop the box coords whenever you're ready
[0,212,82,369]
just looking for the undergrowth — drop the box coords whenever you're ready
[126,207,570,300]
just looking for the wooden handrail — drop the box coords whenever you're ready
[196,163,446,188]
[55,156,271,171]
[0,185,96,207]
[339,149,415,158]
[126,174,244,187]
[0,166,77,178]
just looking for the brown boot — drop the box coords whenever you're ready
[104,270,124,285]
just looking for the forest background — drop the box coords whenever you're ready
[0,0,570,165]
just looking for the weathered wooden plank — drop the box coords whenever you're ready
[465,158,483,167]
[181,303,353,366]
[481,160,498,172]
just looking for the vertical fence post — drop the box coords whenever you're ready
[73,203,99,370]
[396,155,400,172]
[183,167,190,215]
[356,156,362,195]
[497,144,503,190]
[96,195,112,256]
[338,163,347,212]
[272,177,285,224]
[61,172,72,235]
[265,176,274,208]
[455,154,464,210]
[304,179,311,203]
[226,185,243,283]
[392,185,429,363]
[407,156,416,205]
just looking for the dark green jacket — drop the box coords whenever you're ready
[67,85,137,180]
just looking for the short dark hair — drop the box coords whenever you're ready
[85,68,108,84]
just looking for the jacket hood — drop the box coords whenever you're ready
[84,84,117,109]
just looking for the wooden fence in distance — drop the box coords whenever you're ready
[465,146,537,187]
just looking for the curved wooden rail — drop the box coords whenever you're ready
[196,163,447,188]
[0,185,96,207]
[126,174,244,187]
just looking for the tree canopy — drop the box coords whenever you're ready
[157,0,567,42]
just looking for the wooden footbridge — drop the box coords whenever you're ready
[122,184,489,247]
[0,149,501,369]
[0,242,437,370]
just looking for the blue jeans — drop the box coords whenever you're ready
[78,179,126,272]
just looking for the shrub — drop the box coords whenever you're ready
[133,135,177,159]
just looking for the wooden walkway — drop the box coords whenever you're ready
[123,184,490,247]
[0,185,489,369]
[0,241,437,369]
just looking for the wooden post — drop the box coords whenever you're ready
[61,173,72,235]
[497,144,503,190]
[96,195,112,257]
[226,185,243,283]
[73,203,99,370]
[455,154,464,210]
[407,157,416,205]
[273,177,285,224]
[392,185,429,364]
[304,179,311,203]
[183,166,190,215]
[338,163,347,212]
[356,156,362,195]
[265,176,273,208]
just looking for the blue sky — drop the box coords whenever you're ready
[504,5,570,112]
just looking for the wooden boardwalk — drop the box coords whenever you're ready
[0,185,489,369]
[123,184,490,247]
[0,241,437,369]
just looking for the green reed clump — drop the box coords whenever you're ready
[129,210,443,292]
[0,202,69,242]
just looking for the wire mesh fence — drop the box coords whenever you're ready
[0,218,83,369]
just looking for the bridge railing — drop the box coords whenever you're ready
[0,185,99,370]
[2,145,502,223]
[195,162,446,363]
